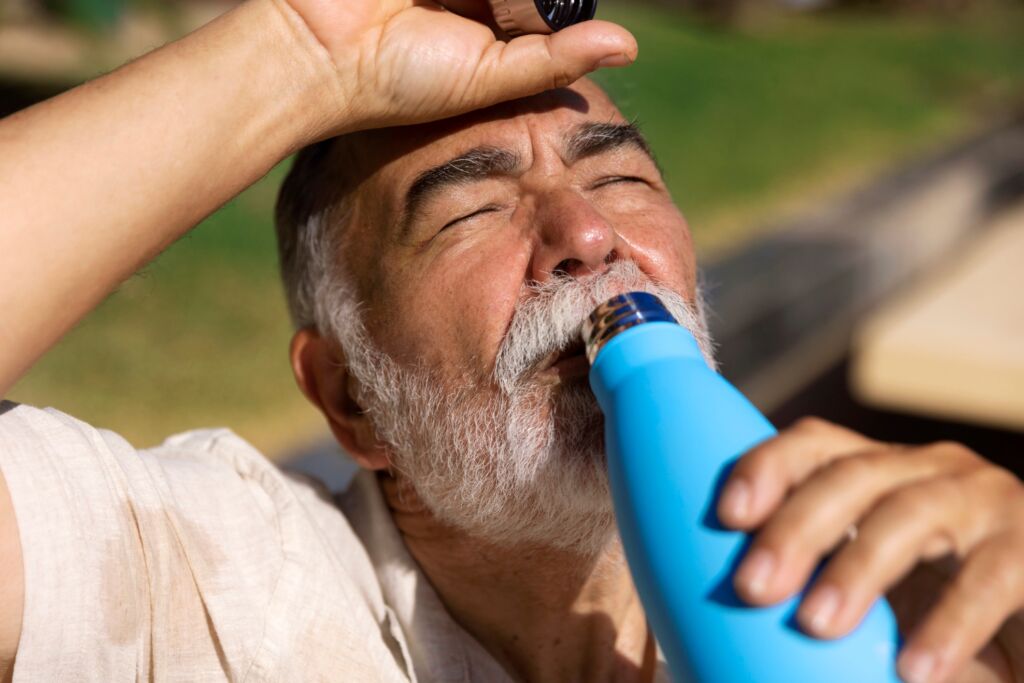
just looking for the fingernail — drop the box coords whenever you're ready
[595,53,632,68]
[898,649,936,683]
[800,586,841,634]
[720,479,751,521]
[737,548,774,596]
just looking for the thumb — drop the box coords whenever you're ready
[470,21,637,105]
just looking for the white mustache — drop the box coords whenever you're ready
[493,261,714,393]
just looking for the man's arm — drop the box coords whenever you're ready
[0,0,635,669]
[0,469,23,682]
[0,0,636,398]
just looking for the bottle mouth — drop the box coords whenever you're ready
[489,0,598,36]
[582,292,677,365]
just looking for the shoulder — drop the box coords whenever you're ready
[0,400,298,551]
[0,399,128,456]
[0,402,406,680]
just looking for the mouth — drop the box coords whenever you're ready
[536,339,590,385]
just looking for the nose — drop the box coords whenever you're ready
[528,190,627,283]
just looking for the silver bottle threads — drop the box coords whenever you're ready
[487,0,598,36]
[582,292,678,365]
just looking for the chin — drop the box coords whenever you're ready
[550,383,606,455]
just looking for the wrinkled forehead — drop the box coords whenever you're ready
[335,80,626,283]
[350,79,623,179]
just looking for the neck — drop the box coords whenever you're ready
[379,472,655,683]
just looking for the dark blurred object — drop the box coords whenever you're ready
[706,110,1024,410]
[772,359,1024,478]
[39,0,126,30]
[0,80,65,118]
[705,109,1024,476]
[484,0,598,36]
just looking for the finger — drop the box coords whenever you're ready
[794,465,1012,636]
[733,445,975,606]
[897,532,1024,683]
[467,20,638,106]
[718,417,879,531]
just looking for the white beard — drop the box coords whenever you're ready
[330,261,716,558]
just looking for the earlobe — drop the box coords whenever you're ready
[289,328,391,472]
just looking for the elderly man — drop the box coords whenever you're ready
[0,1,1022,681]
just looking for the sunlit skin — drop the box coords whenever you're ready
[0,0,1021,678]
[289,81,1023,683]
[291,79,693,682]
[350,81,695,380]
[0,1,638,678]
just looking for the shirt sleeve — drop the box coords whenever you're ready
[0,402,240,681]
[0,401,409,683]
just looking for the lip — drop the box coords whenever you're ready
[536,343,590,384]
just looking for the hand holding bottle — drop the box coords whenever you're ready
[586,292,1024,683]
[717,419,1024,683]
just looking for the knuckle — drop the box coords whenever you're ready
[753,515,806,556]
[1010,548,1024,606]
[816,451,878,485]
[959,466,1024,530]
[883,478,952,521]
[793,416,831,434]
[926,440,981,466]
[825,533,870,572]
[551,68,575,90]
[970,464,1023,496]
[736,442,776,477]
[547,64,576,91]
[961,553,1018,606]
[995,555,1024,597]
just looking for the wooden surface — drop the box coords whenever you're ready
[852,204,1024,431]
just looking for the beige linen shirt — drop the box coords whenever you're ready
[0,402,672,682]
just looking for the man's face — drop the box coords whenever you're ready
[342,79,698,384]
[331,80,707,554]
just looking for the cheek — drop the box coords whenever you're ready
[379,232,531,379]
[616,204,698,300]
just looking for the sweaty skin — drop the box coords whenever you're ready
[292,79,693,681]
[287,81,1024,683]
[1,0,1022,681]
[0,1,636,679]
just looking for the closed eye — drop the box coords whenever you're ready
[593,176,648,189]
[441,204,503,231]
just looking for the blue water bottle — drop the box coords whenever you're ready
[583,292,902,683]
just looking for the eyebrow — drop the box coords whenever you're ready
[563,121,655,165]
[399,146,522,238]
[397,122,656,238]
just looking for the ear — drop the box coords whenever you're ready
[290,327,390,471]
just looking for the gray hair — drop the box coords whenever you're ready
[274,139,354,334]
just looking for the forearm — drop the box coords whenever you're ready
[0,0,337,395]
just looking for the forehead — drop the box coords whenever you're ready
[345,79,626,195]
[336,80,628,295]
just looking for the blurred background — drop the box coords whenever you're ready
[3,0,1023,478]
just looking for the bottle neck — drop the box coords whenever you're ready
[583,292,679,365]
[587,322,710,412]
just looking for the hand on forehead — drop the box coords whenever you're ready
[295,76,694,388]
[339,79,631,267]
[351,78,624,188]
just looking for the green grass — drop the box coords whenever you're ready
[9,2,1024,454]
[11,167,326,454]
[593,3,1024,247]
